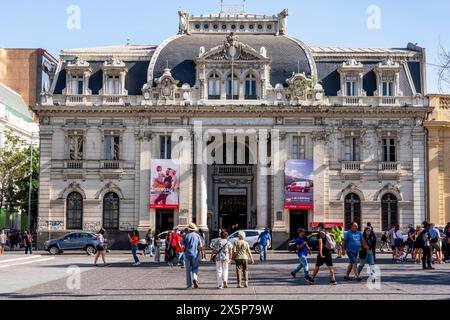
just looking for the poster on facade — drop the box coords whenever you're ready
[284,160,314,210]
[150,159,180,209]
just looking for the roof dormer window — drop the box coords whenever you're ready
[338,59,366,98]
[71,75,84,95]
[375,58,402,98]
[101,57,128,100]
[106,75,120,95]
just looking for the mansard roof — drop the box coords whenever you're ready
[149,34,315,88]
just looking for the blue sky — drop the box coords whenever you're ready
[1,0,449,93]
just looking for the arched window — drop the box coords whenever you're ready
[245,74,257,100]
[103,192,120,230]
[208,73,220,100]
[67,192,83,230]
[226,74,239,99]
[344,193,361,230]
[382,193,398,231]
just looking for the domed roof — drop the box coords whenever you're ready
[149,34,316,87]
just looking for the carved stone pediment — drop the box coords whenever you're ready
[151,68,180,100]
[285,72,314,101]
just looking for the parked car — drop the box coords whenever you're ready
[286,180,313,193]
[44,232,100,255]
[288,231,320,253]
[211,229,272,253]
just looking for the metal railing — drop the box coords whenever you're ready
[213,165,253,176]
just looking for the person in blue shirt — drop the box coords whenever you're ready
[290,229,314,283]
[181,223,204,289]
[342,222,365,282]
[257,228,272,262]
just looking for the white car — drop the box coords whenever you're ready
[211,229,271,253]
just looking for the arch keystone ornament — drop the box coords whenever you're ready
[95,182,125,200]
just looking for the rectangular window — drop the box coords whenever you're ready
[71,76,83,95]
[208,77,220,99]
[104,136,120,160]
[382,82,394,96]
[106,75,120,95]
[344,137,360,161]
[68,135,84,160]
[292,136,306,160]
[382,138,397,162]
[160,135,172,159]
[245,80,257,99]
[226,79,239,99]
[345,81,356,96]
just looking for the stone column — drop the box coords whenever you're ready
[195,130,208,231]
[427,128,442,225]
[138,132,152,230]
[412,125,427,226]
[312,131,327,223]
[257,132,269,229]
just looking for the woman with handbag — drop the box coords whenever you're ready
[358,227,376,283]
[210,231,233,289]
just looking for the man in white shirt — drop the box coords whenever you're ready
[0,229,7,255]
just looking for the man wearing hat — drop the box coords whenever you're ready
[181,223,204,289]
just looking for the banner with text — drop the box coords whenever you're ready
[150,159,180,209]
[284,160,314,210]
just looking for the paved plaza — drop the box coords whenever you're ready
[0,251,449,300]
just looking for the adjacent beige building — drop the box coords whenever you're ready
[425,94,450,226]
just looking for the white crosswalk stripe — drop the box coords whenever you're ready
[0,255,55,269]
[0,255,43,264]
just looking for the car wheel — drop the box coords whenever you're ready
[86,245,96,256]
[254,244,260,254]
[48,246,60,255]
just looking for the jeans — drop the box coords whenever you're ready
[259,245,268,261]
[131,245,139,263]
[358,251,376,276]
[422,246,431,268]
[184,255,200,288]
[25,244,32,255]
[148,244,153,256]
[215,260,229,286]
[292,255,309,277]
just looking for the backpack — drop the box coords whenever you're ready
[415,231,425,247]
[321,231,336,250]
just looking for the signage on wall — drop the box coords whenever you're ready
[150,159,180,209]
[284,160,314,210]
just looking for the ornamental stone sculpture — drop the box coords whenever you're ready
[178,10,189,35]
[278,9,288,35]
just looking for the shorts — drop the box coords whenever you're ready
[347,250,358,264]
[430,242,441,252]
[316,251,333,267]
[96,245,105,252]
[0,243,5,248]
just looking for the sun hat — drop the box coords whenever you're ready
[188,223,198,232]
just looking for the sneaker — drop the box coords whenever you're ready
[93,264,98,267]
[132,262,141,266]
[305,276,314,284]
[193,280,199,289]
[329,280,337,285]
[356,277,363,282]
[290,272,296,279]
[427,266,435,270]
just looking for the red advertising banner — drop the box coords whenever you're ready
[150,159,180,209]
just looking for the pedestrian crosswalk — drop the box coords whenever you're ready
[0,255,55,269]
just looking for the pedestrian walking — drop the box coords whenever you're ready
[0,229,6,255]
[145,229,154,257]
[443,223,450,263]
[412,225,423,264]
[311,223,337,285]
[392,224,403,262]
[232,231,255,288]
[366,223,377,262]
[176,230,185,268]
[419,222,433,270]
[429,223,443,264]
[23,231,33,255]
[165,229,177,267]
[181,223,203,290]
[331,226,343,259]
[290,228,314,283]
[257,228,272,262]
[210,231,233,289]
[128,230,141,266]
[198,229,207,261]
[154,230,161,263]
[358,227,377,283]
[93,228,108,267]
[380,231,389,252]
[342,222,364,282]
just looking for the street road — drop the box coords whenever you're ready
[1,251,449,300]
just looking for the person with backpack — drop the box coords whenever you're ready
[342,222,364,282]
[210,231,233,289]
[290,228,314,283]
[311,223,337,285]
[23,231,33,255]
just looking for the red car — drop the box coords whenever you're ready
[287,181,312,193]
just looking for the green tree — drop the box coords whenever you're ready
[0,131,39,230]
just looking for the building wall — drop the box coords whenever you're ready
[425,95,450,226]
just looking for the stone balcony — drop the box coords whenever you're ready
[330,95,426,108]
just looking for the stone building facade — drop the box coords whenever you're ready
[34,9,429,249]
[425,95,450,226]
